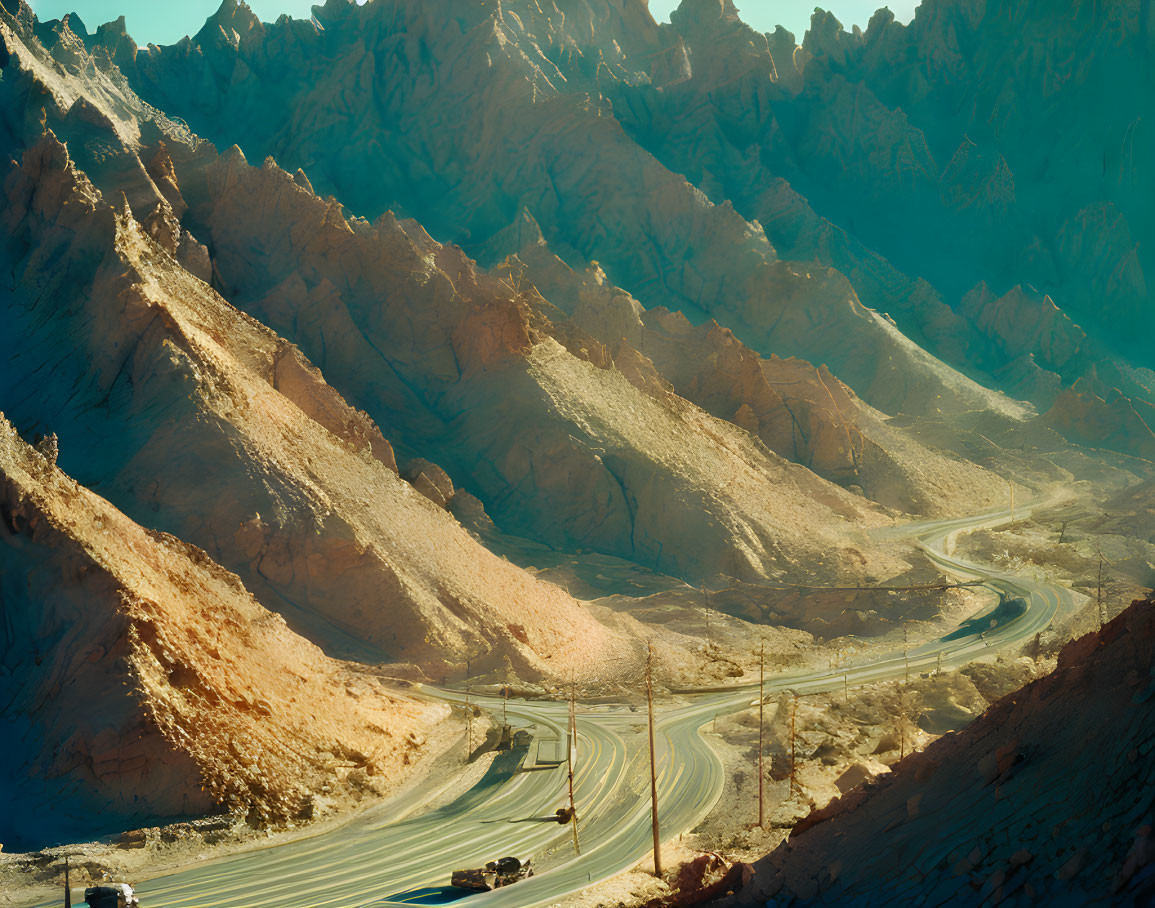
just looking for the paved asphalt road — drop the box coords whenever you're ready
[46,505,1083,908]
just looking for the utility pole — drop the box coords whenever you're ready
[64,857,71,908]
[789,691,798,796]
[1097,552,1106,628]
[465,656,472,763]
[568,679,580,854]
[903,624,910,684]
[898,686,906,760]
[758,642,765,829]
[646,643,662,877]
[844,672,849,702]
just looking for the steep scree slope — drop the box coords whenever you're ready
[734,597,1155,906]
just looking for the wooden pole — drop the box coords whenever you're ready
[568,680,580,854]
[758,642,765,829]
[1097,552,1105,628]
[903,625,910,684]
[465,656,472,763]
[898,686,906,760]
[789,693,797,796]
[646,643,662,876]
[64,857,71,908]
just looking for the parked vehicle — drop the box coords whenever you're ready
[450,856,533,891]
[84,884,139,908]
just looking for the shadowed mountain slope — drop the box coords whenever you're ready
[733,597,1155,906]
[605,0,1155,454]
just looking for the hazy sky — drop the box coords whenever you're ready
[29,0,920,47]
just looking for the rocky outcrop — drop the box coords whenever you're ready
[733,597,1155,905]
[0,413,442,850]
[154,136,904,584]
[787,0,1154,366]
[487,210,1009,516]
[486,212,871,485]
[588,0,1154,431]
[1044,382,1155,463]
[0,127,637,675]
[958,283,1088,384]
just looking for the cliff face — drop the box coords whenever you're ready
[736,597,1155,906]
[0,413,443,850]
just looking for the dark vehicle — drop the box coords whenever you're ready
[942,594,1027,642]
[84,884,139,908]
[450,856,534,892]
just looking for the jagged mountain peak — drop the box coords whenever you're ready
[196,0,264,47]
[670,0,741,28]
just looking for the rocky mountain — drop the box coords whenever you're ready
[0,411,442,850]
[110,0,1030,421]
[732,595,1155,906]
[3,0,1017,603]
[84,0,1152,459]
[1,0,1153,868]
[606,0,1155,457]
[0,10,640,677]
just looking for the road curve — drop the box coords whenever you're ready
[43,505,1082,908]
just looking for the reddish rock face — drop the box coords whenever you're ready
[485,211,1008,517]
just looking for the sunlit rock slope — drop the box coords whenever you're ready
[0,413,442,850]
[0,8,635,677]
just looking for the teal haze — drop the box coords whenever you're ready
[30,0,918,46]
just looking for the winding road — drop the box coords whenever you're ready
[49,504,1084,908]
